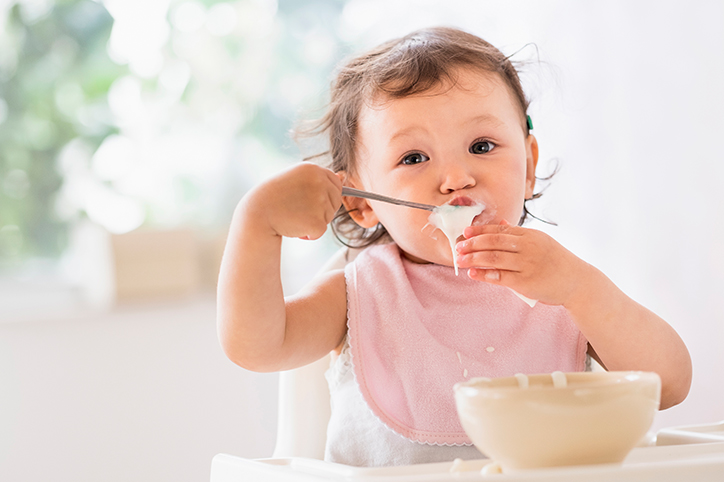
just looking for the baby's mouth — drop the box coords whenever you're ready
[448,196,475,207]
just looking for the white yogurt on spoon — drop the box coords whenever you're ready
[428,203,485,276]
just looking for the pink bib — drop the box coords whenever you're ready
[345,244,588,446]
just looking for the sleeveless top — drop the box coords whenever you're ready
[324,243,588,466]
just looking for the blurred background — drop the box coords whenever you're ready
[1,0,722,480]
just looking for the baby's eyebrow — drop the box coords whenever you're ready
[468,113,505,127]
[386,113,506,145]
[388,125,428,144]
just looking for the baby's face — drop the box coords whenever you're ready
[349,68,538,267]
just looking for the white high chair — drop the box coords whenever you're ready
[272,246,363,460]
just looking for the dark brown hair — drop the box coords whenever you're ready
[296,27,533,248]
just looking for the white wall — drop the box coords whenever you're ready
[0,298,279,482]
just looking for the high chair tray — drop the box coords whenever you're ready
[211,441,724,481]
[656,421,724,445]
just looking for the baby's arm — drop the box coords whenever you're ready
[456,223,692,410]
[217,163,349,372]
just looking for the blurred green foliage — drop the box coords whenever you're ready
[0,0,352,267]
[0,1,120,264]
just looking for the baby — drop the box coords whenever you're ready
[217,27,691,467]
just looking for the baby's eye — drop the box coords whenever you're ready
[400,152,430,165]
[470,140,495,155]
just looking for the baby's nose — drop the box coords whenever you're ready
[440,164,476,193]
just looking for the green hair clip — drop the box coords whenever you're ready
[527,115,534,131]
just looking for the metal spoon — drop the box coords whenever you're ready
[341,187,436,212]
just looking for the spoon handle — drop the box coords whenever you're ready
[341,187,436,211]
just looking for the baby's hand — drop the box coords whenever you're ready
[244,163,343,241]
[455,222,591,306]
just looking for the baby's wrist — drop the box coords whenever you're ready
[561,263,616,319]
[236,190,283,239]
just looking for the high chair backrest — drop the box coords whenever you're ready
[272,247,362,459]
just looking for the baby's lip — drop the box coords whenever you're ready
[448,196,476,207]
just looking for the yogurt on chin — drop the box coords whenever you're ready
[427,202,485,276]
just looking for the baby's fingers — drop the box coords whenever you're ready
[456,249,522,272]
[456,231,520,256]
[463,221,521,239]
[468,268,503,283]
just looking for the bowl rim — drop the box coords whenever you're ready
[454,370,661,395]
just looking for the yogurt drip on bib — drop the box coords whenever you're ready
[428,202,485,275]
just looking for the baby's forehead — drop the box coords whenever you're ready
[364,68,511,110]
[359,71,519,128]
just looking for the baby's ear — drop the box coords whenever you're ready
[344,198,379,228]
[525,134,539,199]
[340,177,380,228]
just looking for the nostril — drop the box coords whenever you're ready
[441,176,475,191]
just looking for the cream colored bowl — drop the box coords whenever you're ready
[454,371,661,471]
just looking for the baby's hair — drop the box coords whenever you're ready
[296,26,537,248]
